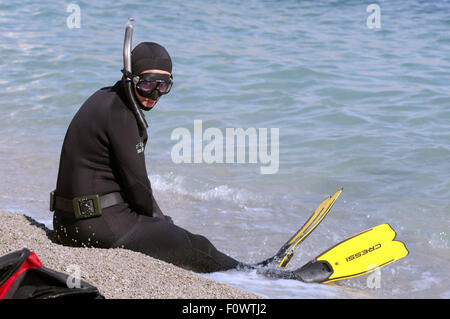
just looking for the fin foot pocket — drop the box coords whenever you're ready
[294,261,333,283]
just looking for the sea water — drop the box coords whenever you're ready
[0,0,449,298]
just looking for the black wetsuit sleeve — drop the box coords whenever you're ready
[107,106,164,219]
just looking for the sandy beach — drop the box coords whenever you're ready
[0,210,261,299]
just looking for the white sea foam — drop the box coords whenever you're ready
[201,269,346,299]
[149,173,269,207]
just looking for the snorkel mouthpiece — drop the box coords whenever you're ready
[149,90,160,100]
[122,18,148,131]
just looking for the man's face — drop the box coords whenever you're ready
[134,69,171,110]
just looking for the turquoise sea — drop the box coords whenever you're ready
[0,0,449,298]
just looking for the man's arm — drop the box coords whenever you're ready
[108,105,165,219]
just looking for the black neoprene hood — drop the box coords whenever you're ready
[131,42,172,75]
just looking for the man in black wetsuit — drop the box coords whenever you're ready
[52,42,240,272]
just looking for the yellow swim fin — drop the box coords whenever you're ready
[256,188,343,267]
[277,188,343,268]
[296,223,409,283]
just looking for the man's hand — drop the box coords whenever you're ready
[164,215,174,224]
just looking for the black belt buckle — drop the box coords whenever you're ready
[73,194,102,219]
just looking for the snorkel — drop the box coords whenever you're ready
[122,18,148,132]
